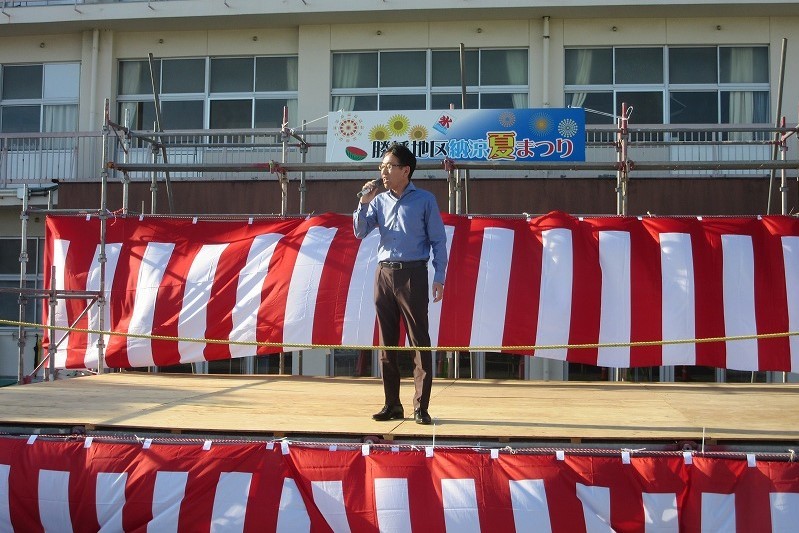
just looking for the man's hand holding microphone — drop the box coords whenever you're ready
[357,179,380,204]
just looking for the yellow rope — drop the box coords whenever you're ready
[2,318,798,353]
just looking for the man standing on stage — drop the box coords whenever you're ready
[353,143,448,425]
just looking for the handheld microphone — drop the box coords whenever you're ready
[356,180,379,198]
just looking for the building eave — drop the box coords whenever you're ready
[1,0,798,36]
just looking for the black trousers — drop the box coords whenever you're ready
[374,264,433,411]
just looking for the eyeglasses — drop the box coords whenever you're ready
[378,162,406,172]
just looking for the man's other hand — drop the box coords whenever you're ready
[432,282,444,303]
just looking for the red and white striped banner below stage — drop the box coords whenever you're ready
[44,212,799,371]
[1,437,797,532]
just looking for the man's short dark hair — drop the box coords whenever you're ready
[384,143,416,179]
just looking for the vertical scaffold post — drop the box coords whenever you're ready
[17,185,29,384]
[446,104,457,215]
[617,102,629,217]
[455,169,464,215]
[767,37,788,215]
[279,106,290,375]
[150,125,159,214]
[278,168,289,217]
[280,106,290,217]
[444,157,456,214]
[780,117,788,216]
[97,99,110,374]
[299,119,308,215]
[147,53,174,214]
[442,157,459,378]
[612,103,631,383]
[122,108,131,215]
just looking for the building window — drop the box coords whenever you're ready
[117,56,298,130]
[564,46,769,125]
[0,238,44,326]
[331,48,529,112]
[0,63,79,133]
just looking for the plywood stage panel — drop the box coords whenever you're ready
[1,372,797,447]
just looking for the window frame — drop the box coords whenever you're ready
[330,48,530,111]
[0,237,44,327]
[116,55,299,130]
[0,62,80,134]
[563,45,770,125]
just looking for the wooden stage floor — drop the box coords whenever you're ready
[1,372,798,448]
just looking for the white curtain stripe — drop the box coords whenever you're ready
[83,243,122,368]
[342,230,380,346]
[311,480,352,533]
[39,469,73,533]
[597,231,632,368]
[576,483,613,533]
[660,233,696,366]
[126,242,175,367]
[642,492,678,533]
[283,226,338,347]
[509,479,552,533]
[148,471,188,533]
[276,478,311,533]
[210,472,252,533]
[770,492,799,532]
[96,472,127,533]
[781,236,799,373]
[470,227,514,348]
[701,493,736,532]
[374,478,412,533]
[51,239,71,369]
[442,479,481,533]
[0,464,10,533]
[427,225,455,347]
[721,235,758,370]
[536,228,573,360]
[229,233,283,358]
[178,243,229,363]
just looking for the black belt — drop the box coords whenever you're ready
[379,260,427,270]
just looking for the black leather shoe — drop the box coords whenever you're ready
[414,409,432,425]
[372,405,404,421]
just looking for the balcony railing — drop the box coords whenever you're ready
[0,131,104,186]
[0,124,796,189]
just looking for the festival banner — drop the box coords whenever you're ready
[326,108,586,163]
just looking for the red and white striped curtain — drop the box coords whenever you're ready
[43,211,799,371]
[1,436,797,532]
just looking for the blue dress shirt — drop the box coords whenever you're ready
[353,182,448,285]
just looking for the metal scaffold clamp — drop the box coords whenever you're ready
[616,159,635,173]
[269,160,287,179]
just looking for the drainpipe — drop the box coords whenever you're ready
[89,29,100,128]
[542,16,550,108]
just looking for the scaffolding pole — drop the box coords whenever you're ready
[611,103,631,383]
[108,159,799,174]
[96,101,110,374]
[16,185,29,384]
[617,102,630,217]
[767,37,788,215]
[147,52,175,214]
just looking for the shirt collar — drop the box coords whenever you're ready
[390,181,416,200]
